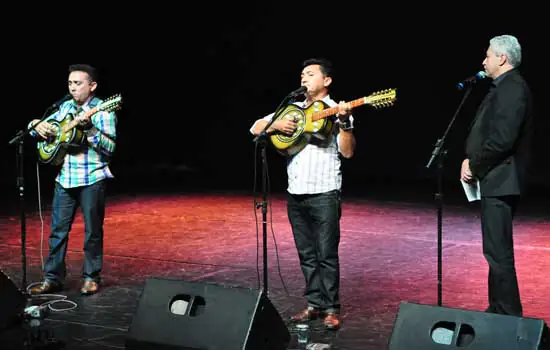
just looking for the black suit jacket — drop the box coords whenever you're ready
[465,68,534,197]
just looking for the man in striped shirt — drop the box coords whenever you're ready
[250,58,355,330]
[27,64,117,296]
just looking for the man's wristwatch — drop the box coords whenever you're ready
[339,119,353,131]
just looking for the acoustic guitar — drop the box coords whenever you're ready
[37,94,122,165]
[269,88,396,156]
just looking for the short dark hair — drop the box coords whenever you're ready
[68,64,98,83]
[302,57,333,78]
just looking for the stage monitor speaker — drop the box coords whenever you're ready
[0,270,27,330]
[389,301,549,349]
[125,278,290,350]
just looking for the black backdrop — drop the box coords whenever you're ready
[2,6,548,205]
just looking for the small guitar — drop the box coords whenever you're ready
[269,88,396,156]
[37,94,122,165]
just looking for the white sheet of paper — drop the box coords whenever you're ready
[461,179,480,202]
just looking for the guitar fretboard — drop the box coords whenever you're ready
[311,97,367,121]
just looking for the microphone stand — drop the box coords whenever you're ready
[7,106,57,295]
[252,90,301,297]
[425,84,473,306]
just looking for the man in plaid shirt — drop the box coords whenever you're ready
[28,64,117,296]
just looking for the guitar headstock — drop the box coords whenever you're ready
[365,88,397,109]
[99,93,123,113]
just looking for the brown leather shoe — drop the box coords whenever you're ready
[290,307,321,322]
[29,281,62,295]
[324,312,341,330]
[80,280,99,295]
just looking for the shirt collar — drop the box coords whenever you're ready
[70,95,97,111]
[492,68,515,87]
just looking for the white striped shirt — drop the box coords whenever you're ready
[251,95,354,195]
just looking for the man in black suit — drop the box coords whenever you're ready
[461,34,533,316]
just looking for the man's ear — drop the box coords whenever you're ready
[324,76,332,87]
[499,54,508,67]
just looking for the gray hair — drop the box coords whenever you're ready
[489,35,522,67]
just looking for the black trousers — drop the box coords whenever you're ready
[481,195,522,316]
[287,190,341,313]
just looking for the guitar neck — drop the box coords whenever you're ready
[311,97,368,121]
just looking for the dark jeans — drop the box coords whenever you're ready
[287,190,341,313]
[481,195,522,316]
[43,180,107,286]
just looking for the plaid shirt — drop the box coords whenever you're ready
[29,95,117,188]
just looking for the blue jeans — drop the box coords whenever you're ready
[43,180,106,285]
[287,190,342,313]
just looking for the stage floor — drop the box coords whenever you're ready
[1,188,550,349]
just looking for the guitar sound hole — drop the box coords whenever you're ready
[46,134,58,144]
[42,124,62,149]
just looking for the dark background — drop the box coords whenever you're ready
[1,6,548,207]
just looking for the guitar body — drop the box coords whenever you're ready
[37,113,85,165]
[269,100,335,156]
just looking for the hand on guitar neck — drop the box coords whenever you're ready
[77,116,93,130]
[336,100,352,121]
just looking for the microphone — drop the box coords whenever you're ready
[457,71,488,90]
[288,86,307,97]
[49,94,72,109]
